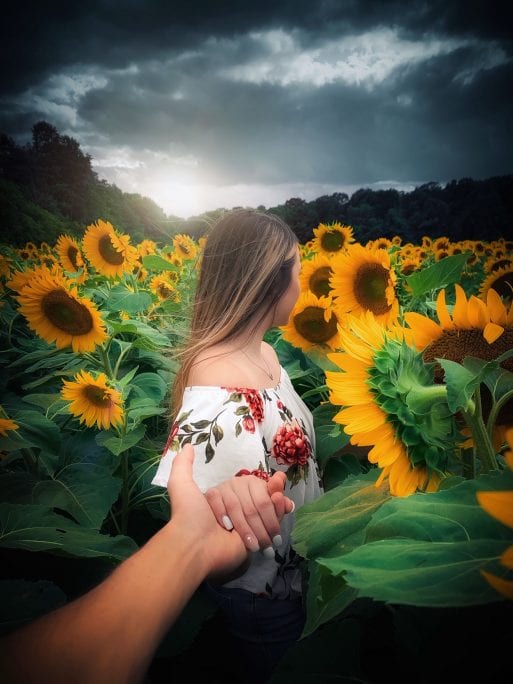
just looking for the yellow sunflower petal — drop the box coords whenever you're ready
[480,570,513,600]
[452,284,470,327]
[334,403,387,433]
[483,322,504,344]
[476,490,513,528]
[436,289,455,330]
[486,288,507,324]
[403,312,442,350]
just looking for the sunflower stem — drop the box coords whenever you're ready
[100,344,114,379]
[486,389,513,441]
[112,344,132,381]
[405,383,448,413]
[462,389,498,473]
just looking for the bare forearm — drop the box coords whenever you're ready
[0,521,207,684]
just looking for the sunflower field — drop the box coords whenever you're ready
[1,219,513,681]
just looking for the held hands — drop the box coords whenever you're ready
[205,471,295,558]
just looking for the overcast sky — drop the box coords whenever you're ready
[1,1,512,218]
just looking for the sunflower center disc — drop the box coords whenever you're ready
[354,263,391,315]
[321,231,344,252]
[99,235,124,265]
[487,271,513,300]
[42,290,94,335]
[309,266,332,297]
[67,246,79,270]
[84,385,113,408]
[294,306,338,343]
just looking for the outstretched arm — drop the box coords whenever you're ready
[0,444,251,684]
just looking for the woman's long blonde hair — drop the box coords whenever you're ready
[170,209,298,420]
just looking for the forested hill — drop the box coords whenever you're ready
[1,121,512,247]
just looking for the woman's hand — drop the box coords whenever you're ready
[204,472,294,557]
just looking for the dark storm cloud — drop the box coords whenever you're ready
[2,0,512,96]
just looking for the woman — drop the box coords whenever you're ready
[152,209,323,682]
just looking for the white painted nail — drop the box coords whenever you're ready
[288,500,295,514]
[262,546,276,559]
[222,515,233,531]
[272,534,283,548]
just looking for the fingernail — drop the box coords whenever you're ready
[222,515,233,531]
[262,546,276,559]
[245,535,259,552]
[288,501,295,514]
[272,534,283,548]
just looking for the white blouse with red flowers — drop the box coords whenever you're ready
[151,365,323,599]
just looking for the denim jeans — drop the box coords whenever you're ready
[204,582,306,683]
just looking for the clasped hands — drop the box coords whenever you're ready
[205,469,294,557]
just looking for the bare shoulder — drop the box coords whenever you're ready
[261,341,280,365]
[187,346,246,387]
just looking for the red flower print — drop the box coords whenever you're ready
[272,420,311,467]
[242,415,255,433]
[235,467,270,481]
[162,421,179,456]
[224,386,264,423]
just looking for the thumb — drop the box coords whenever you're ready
[168,443,195,488]
[267,470,286,496]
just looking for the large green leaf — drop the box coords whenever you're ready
[108,319,170,346]
[95,425,146,455]
[103,285,153,314]
[312,402,350,468]
[405,253,470,297]
[437,358,481,412]
[0,410,61,455]
[142,254,180,272]
[320,538,507,607]
[32,463,122,529]
[301,559,357,637]
[293,469,389,561]
[316,470,513,607]
[0,503,137,560]
[129,371,168,403]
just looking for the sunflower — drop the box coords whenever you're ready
[7,264,62,294]
[280,290,340,352]
[0,413,18,437]
[83,219,139,278]
[434,237,450,251]
[16,270,107,352]
[372,237,393,251]
[404,285,513,427]
[398,256,420,276]
[173,234,198,261]
[56,234,87,281]
[137,239,157,257]
[391,235,402,246]
[476,427,513,599]
[405,285,513,355]
[311,222,355,256]
[150,274,181,301]
[485,257,512,274]
[330,244,399,324]
[480,265,513,302]
[435,248,449,261]
[61,370,124,430]
[421,236,433,248]
[325,311,457,496]
[299,252,333,298]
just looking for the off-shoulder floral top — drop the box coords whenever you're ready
[151,365,323,599]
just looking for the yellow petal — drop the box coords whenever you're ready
[477,490,513,528]
[467,296,489,328]
[334,403,386,433]
[483,322,504,344]
[403,312,442,350]
[436,289,454,329]
[486,288,507,324]
[452,284,470,327]
[481,569,513,600]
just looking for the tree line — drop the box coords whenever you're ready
[1,121,512,247]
